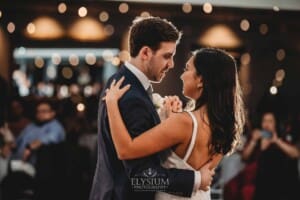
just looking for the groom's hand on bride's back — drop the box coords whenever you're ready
[199,160,215,191]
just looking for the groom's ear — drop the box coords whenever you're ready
[140,46,153,60]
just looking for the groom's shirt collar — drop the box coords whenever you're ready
[125,61,151,91]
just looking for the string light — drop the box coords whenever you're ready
[259,24,268,35]
[273,6,280,12]
[46,65,57,79]
[77,103,85,112]
[102,50,113,62]
[182,3,192,14]
[69,54,79,66]
[276,49,285,61]
[270,86,278,95]
[112,57,121,66]
[58,3,67,14]
[0,10,2,18]
[58,85,70,99]
[119,50,131,62]
[34,57,44,68]
[203,3,213,14]
[78,6,88,17]
[275,69,285,82]
[104,24,114,36]
[119,3,129,14]
[140,11,150,17]
[99,11,109,22]
[7,22,15,33]
[240,19,250,31]
[27,23,36,34]
[51,53,61,65]
[84,86,93,97]
[62,67,73,79]
[85,53,96,65]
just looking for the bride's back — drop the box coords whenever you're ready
[173,110,218,170]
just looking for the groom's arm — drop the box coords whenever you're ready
[117,96,201,197]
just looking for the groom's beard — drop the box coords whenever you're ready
[151,69,169,83]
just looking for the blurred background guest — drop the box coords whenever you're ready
[12,99,65,165]
[254,111,300,200]
[7,98,31,139]
[0,75,8,129]
[0,125,15,199]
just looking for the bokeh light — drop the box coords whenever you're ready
[7,22,16,33]
[104,24,114,36]
[259,24,268,35]
[85,53,97,65]
[51,53,62,65]
[273,6,280,12]
[77,103,85,112]
[276,49,285,61]
[69,54,79,66]
[270,86,278,95]
[182,3,192,14]
[203,3,213,14]
[275,69,285,82]
[99,11,109,22]
[119,50,131,62]
[78,6,88,17]
[27,23,36,34]
[34,57,44,68]
[240,19,250,31]
[58,3,67,14]
[62,67,73,79]
[112,57,121,66]
[140,11,151,17]
[119,3,129,14]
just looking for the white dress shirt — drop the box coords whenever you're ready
[125,61,151,91]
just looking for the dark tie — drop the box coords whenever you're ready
[146,85,153,101]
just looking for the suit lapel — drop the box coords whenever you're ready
[119,65,160,124]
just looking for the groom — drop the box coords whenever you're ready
[89,16,214,200]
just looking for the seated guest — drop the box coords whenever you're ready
[7,98,31,139]
[12,99,65,165]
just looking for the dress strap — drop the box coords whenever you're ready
[183,111,198,162]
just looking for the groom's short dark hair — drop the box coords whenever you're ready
[128,16,181,57]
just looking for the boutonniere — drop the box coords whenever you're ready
[152,93,169,120]
[152,93,164,112]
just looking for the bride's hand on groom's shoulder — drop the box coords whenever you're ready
[102,76,131,103]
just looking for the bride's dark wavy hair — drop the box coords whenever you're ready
[192,48,245,155]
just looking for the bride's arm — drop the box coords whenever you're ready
[105,78,190,160]
[107,99,189,160]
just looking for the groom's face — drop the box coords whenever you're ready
[147,42,177,82]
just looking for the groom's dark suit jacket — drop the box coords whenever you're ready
[89,65,195,200]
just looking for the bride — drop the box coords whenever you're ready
[103,48,245,199]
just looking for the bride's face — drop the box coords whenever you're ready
[180,56,203,100]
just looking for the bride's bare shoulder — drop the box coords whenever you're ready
[166,112,193,130]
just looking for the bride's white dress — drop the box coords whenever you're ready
[155,111,211,200]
